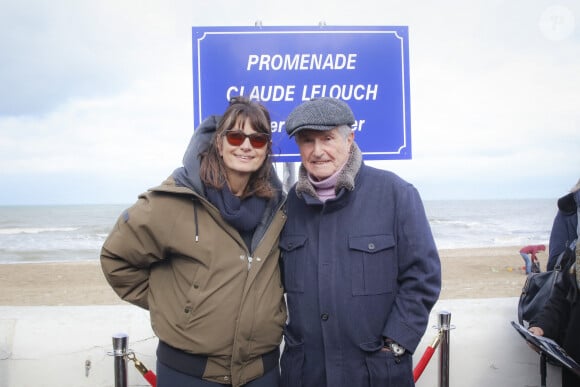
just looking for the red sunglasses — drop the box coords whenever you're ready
[224,130,270,148]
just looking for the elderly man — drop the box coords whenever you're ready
[279,97,441,387]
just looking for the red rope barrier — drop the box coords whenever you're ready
[413,332,442,382]
[128,352,157,387]
[143,369,157,386]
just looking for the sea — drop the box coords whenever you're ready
[0,199,559,264]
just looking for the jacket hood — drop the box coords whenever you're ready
[558,190,580,215]
[170,115,285,202]
[172,115,221,195]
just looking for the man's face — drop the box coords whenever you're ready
[295,127,354,181]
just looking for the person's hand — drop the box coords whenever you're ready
[527,327,544,353]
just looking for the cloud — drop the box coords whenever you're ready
[0,1,185,117]
[0,0,579,204]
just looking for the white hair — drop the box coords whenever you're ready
[336,124,353,138]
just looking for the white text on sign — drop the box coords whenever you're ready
[226,84,378,102]
[246,53,358,71]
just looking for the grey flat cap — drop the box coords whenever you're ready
[285,97,355,137]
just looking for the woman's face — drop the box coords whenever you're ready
[219,117,269,180]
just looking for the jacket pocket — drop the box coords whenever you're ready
[279,235,308,293]
[359,340,413,387]
[349,234,396,296]
[280,335,304,387]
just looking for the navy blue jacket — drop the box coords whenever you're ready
[548,191,580,270]
[280,158,441,387]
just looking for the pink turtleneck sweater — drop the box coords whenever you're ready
[308,164,346,202]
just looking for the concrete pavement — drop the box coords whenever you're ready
[0,298,562,386]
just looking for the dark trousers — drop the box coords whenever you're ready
[156,361,280,387]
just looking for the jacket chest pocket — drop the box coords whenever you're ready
[279,235,308,293]
[349,234,396,296]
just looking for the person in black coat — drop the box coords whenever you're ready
[529,187,579,387]
[529,266,580,386]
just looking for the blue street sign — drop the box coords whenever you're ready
[192,26,411,161]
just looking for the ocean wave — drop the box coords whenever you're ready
[0,227,78,235]
[429,218,481,229]
[0,200,558,263]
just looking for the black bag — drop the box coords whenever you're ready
[518,246,575,326]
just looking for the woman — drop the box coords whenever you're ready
[529,186,580,387]
[101,97,287,387]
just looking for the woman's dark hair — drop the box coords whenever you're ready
[199,96,274,198]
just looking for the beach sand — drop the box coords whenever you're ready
[0,246,539,306]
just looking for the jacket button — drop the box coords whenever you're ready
[368,243,375,250]
[184,307,191,313]
[321,313,329,321]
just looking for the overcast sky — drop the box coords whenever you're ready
[1,0,579,205]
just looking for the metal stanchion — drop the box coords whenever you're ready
[438,311,452,387]
[112,333,129,387]
[282,162,297,193]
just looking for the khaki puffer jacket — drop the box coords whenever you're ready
[101,179,286,386]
